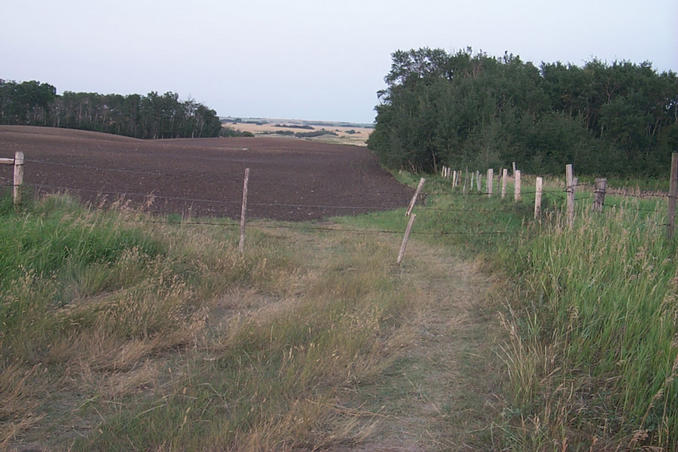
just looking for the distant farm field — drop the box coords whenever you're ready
[0,126,410,220]
[225,120,373,146]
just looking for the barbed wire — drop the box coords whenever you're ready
[22,158,418,198]
[23,180,668,219]
[4,152,670,232]
[14,157,673,203]
[27,182,410,212]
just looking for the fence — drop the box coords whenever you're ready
[5,152,677,266]
[440,155,678,237]
[0,151,24,206]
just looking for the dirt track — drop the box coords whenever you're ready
[0,126,413,221]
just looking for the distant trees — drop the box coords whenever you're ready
[0,80,222,139]
[368,48,678,176]
[219,126,254,137]
[0,80,57,126]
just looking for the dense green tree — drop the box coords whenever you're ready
[0,80,222,139]
[0,80,56,125]
[369,48,678,176]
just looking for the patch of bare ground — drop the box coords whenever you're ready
[325,242,505,451]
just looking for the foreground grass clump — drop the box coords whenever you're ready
[0,194,297,447]
[81,236,412,450]
[0,195,164,360]
[499,201,678,448]
[2,194,443,450]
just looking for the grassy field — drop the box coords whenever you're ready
[0,190,502,450]
[2,170,677,450]
[340,171,678,449]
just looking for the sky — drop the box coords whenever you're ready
[2,0,677,124]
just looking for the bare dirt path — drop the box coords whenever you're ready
[259,224,506,450]
[327,239,505,451]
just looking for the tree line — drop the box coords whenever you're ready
[367,48,678,176]
[0,79,222,139]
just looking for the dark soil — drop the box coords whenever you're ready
[0,126,413,221]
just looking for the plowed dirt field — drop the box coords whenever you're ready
[0,126,413,221]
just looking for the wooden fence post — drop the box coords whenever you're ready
[593,178,607,212]
[238,168,250,254]
[470,171,475,191]
[535,176,543,220]
[476,172,482,192]
[397,213,416,265]
[514,170,521,202]
[452,170,457,188]
[566,164,575,227]
[487,169,493,197]
[501,168,507,199]
[668,153,678,239]
[406,177,425,216]
[13,151,24,207]
[463,168,468,194]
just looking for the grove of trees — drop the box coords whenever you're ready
[367,48,678,176]
[0,80,222,139]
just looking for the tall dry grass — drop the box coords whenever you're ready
[499,199,678,449]
[0,194,299,447]
[1,193,432,450]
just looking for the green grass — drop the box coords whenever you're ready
[342,171,678,449]
[0,193,430,450]
[498,203,678,449]
[3,170,677,450]
[78,237,412,450]
[0,195,161,289]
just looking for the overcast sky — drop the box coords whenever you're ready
[2,0,676,123]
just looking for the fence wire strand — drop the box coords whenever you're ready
[6,156,672,237]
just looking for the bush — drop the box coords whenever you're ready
[219,126,254,138]
[295,129,338,138]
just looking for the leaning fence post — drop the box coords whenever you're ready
[668,153,678,239]
[566,164,575,227]
[487,169,493,197]
[13,151,24,207]
[535,177,543,220]
[593,178,607,212]
[239,168,250,254]
[514,170,521,202]
[406,177,425,216]
[397,213,416,265]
